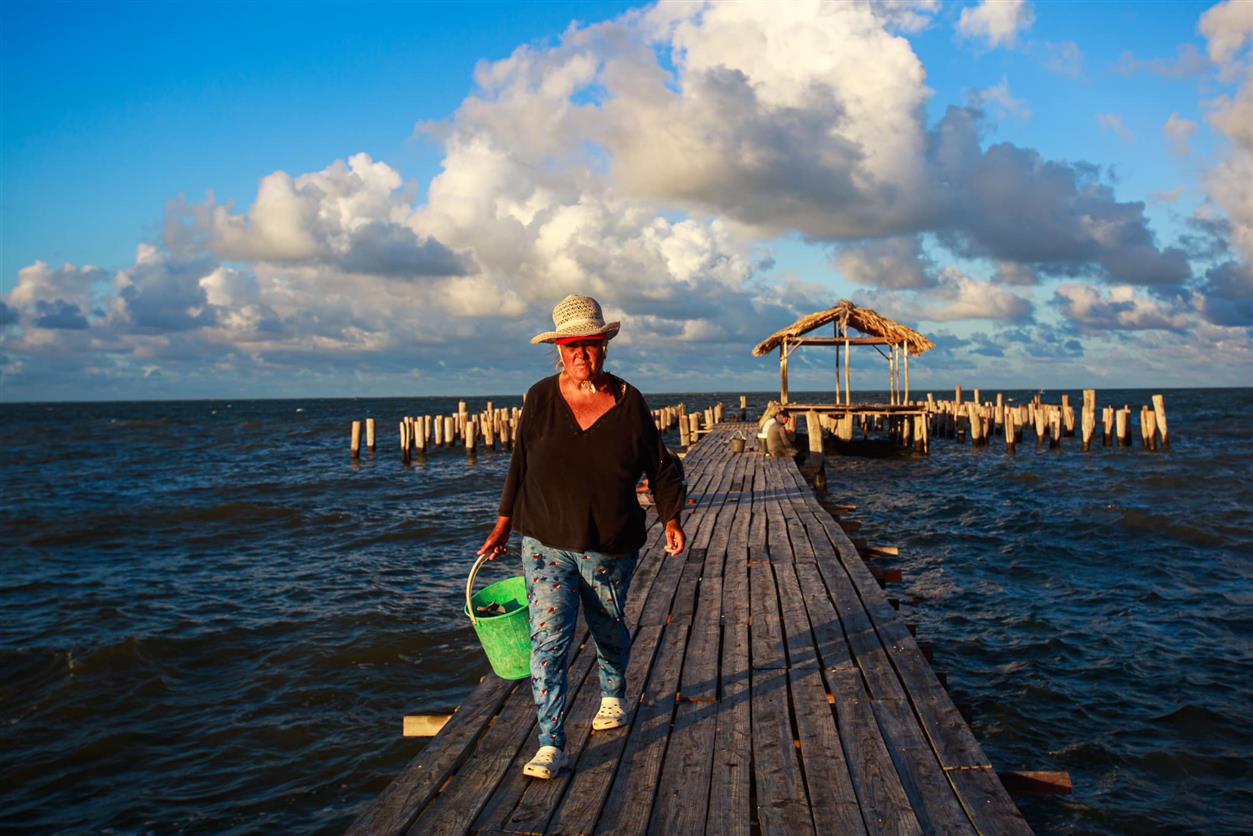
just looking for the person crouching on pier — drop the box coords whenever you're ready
[766,409,799,458]
[478,294,687,780]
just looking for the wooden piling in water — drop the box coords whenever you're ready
[1140,405,1156,450]
[1152,394,1169,448]
[351,420,362,459]
[1116,406,1130,447]
[366,418,376,451]
[465,416,476,459]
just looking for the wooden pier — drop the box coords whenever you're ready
[349,422,1032,835]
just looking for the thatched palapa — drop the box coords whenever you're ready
[752,299,934,408]
[752,300,934,357]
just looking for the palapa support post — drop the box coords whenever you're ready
[805,410,823,456]
[350,421,362,460]
[366,418,376,451]
[1152,394,1169,447]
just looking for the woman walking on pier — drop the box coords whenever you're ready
[478,294,687,780]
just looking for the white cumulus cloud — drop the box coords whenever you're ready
[957,0,1035,49]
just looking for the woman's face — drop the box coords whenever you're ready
[559,339,606,384]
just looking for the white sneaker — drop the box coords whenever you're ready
[592,697,627,731]
[522,745,565,779]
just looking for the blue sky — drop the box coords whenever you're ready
[2,0,1250,400]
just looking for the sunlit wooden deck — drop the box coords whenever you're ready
[349,422,1031,835]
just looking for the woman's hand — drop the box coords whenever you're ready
[664,518,686,556]
[478,515,512,560]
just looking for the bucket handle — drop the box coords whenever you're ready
[465,552,494,627]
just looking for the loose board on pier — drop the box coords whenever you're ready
[349,423,1031,835]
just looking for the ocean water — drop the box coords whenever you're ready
[0,388,1249,833]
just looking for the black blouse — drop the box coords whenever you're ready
[498,374,685,555]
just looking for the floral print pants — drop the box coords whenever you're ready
[521,535,637,750]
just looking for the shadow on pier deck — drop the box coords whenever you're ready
[349,422,1031,835]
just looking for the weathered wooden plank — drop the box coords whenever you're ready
[948,768,1033,836]
[719,458,755,627]
[407,680,542,835]
[751,665,813,834]
[835,693,924,836]
[679,571,723,701]
[871,698,976,835]
[774,560,819,670]
[707,619,751,836]
[669,550,706,626]
[706,614,751,836]
[702,452,747,579]
[779,464,1024,828]
[761,461,793,566]
[749,560,787,671]
[647,698,719,834]
[597,619,690,835]
[543,625,665,835]
[788,664,866,834]
[793,560,856,674]
[346,675,516,836]
[798,499,997,771]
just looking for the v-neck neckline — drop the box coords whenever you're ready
[556,374,623,433]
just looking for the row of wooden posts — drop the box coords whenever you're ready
[924,387,1169,452]
[795,388,1169,457]
[350,398,738,460]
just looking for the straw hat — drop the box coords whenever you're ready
[530,294,621,345]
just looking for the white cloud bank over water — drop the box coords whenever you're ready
[3,0,1250,398]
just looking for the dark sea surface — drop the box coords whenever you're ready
[1,388,1249,834]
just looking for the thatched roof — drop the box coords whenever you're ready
[752,300,935,357]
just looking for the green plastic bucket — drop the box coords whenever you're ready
[465,555,532,680]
